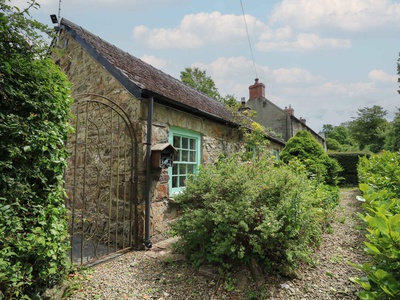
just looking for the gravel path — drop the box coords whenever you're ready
[66,188,367,299]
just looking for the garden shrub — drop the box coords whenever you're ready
[279,130,342,186]
[0,1,73,297]
[172,153,338,275]
[358,151,400,196]
[350,152,400,299]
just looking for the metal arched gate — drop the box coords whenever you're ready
[64,93,137,265]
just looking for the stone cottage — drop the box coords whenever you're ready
[51,18,285,264]
[245,79,326,148]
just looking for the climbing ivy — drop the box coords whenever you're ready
[0,0,73,298]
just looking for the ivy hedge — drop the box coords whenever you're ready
[0,1,73,297]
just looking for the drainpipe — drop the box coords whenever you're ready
[144,96,153,249]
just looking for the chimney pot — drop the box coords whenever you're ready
[284,104,294,116]
[241,97,246,107]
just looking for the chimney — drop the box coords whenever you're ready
[284,104,294,116]
[241,97,246,108]
[238,96,251,113]
[249,78,265,99]
[300,117,306,124]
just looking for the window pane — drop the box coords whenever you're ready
[182,137,188,149]
[172,166,178,175]
[179,164,186,175]
[181,150,188,162]
[187,164,195,174]
[176,150,181,162]
[173,136,180,148]
[179,176,186,187]
[190,139,196,150]
[189,151,196,162]
[172,176,178,188]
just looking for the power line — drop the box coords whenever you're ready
[240,0,258,79]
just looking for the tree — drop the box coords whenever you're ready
[280,131,342,185]
[180,67,239,108]
[0,0,72,297]
[322,124,356,152]
[384,107,400,152]
[326,137,342,151]
[348,105,388,152]
[180,67,221,100]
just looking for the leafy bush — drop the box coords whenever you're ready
[358,151,400,196]
[0,1,73,297]
[280,131,342,185]
[350,152,400,299]
[172,153,338,275]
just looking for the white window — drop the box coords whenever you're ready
[168,127,201,194]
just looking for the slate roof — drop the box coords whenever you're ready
[60,18,234,124]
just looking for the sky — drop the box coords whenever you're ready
[12,0,400,132]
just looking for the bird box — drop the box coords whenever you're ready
[151,143,177,169]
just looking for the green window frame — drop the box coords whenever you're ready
[273,148,279,161]
[168,127,201,195]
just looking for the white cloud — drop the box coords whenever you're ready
[132,10,356,52]
[133,25,203,49]
[368,69,397,82]
[187,56,274,97]
[140,55,167,70]
[132,11,271,49]
[256,33,351,52]
[295,81,376,97]
[271,67,324,84]
[270,0,400,32]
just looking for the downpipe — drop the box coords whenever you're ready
[144,96,153,249]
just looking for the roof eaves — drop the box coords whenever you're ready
[140,88,238,127]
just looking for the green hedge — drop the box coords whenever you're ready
[0,12,73,297]
[350,152,400,299]
[328,152,371,186]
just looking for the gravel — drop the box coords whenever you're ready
[66,188,368,299]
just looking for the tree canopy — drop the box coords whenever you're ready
[384,107,400,152]
[180,67,239,108]
[322,124,357,152]
[348,105,388,152]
